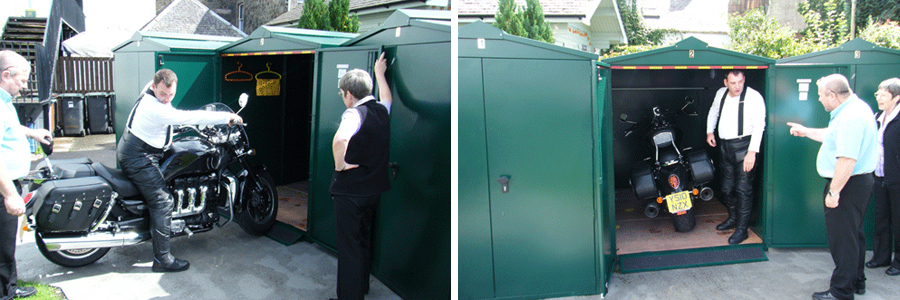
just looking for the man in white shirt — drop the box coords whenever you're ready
[116,69,241,272]
[706,70,766,244]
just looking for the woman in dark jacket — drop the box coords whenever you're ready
[868,77,900,276]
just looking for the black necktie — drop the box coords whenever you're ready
[737,97,743,136]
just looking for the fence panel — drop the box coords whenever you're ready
[54,56,114,94]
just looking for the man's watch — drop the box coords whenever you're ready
[828,190,840,198]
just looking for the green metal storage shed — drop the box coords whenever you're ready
[112,31,239,142]
[772,38,900,247]
[307,9,450,300]
[216,26,356,185]
[601,37,773,263]
[459,21,615,299]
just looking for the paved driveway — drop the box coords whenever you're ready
[19,134,401,300]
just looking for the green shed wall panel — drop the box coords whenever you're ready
[113,52,156,142]
[158,53,220,110]
[458,57,495,300]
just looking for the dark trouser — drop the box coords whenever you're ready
[0,182,20,300]
[333,194,379,300]
[719,137,756,228]
[871,176,900,268]
[825,174,873,300]
[117,131,175,262]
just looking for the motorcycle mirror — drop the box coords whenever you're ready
[40,138,53,156]
[236,93,248,114]
[239,93,248,108]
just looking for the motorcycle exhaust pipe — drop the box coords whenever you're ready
[699,187,714,201]
[40,230,150,252]
[644,202,660,218]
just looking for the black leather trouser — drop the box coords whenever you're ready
[117,131,175,262]
[719,137,756,228]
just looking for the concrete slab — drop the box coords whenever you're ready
[20,134,401,299]
[16,224,401,300]
[560,248,900,299]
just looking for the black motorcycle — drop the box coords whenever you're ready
[21,94,278,267]
[623,101,715,232]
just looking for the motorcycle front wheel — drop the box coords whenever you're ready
[237,171,278,236]
[35,232,111,267]
[672,208,696,232]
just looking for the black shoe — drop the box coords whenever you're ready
[152,257,190,272]
[811,290,842,300]
[728,229,748,244]
[865,260,889,268]
[14,286,36,298]
[886,266,900,276]
[855,281,865,295]
[716,219,736,231]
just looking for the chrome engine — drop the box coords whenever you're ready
[169,174,218,218]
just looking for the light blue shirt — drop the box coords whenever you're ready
[817,94,879,178]
[0,89,31,179]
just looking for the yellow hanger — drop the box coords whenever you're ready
[255,62,282,80]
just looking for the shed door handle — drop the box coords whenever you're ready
[497,175,510,193]
[389,162,399,180]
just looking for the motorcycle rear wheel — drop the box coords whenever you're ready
[35,232,111,267]
[237,171,278,236]
[672,208,696,232]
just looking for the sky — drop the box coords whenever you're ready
[0,0,155,33]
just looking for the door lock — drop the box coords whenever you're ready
[497,175,510,193]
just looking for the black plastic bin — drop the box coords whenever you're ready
[108,92,115,132]
[58,93,86,137]
[85,92,112,134]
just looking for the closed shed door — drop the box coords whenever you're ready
[482,58,596,297]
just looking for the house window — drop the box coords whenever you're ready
[238,4,244,31]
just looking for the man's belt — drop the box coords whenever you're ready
[722,135,751,143]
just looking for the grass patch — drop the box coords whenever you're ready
[19,280,65,300]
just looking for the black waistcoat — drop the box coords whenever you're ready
[330,100,391,196]
[877,111,900,185]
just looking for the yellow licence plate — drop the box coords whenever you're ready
[665,191,692,213]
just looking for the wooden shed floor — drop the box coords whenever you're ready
[276,181,308,231]
[615,188,762,255]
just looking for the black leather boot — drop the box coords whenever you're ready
[716,198,737,231]
[728,194,752,244]
[149,196,189,272]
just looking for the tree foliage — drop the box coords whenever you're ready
[859,19,900,49]
[798,0,848,47]
[493,0,554,44]
[852,0,900,35]
[616,0,673,45]
[297,0,359,33]
[728,9,814,59]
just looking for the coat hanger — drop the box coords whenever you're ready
[224,62,252,82]
[255,62,282,80]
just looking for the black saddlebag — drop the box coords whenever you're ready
[32,176,113,233]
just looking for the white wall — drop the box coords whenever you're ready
[83,0,155,32]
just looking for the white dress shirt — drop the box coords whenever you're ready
[128,89,234,149]
[706,86,767,153]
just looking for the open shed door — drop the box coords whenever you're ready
[769,65,850,247]
[308,46,382,249]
